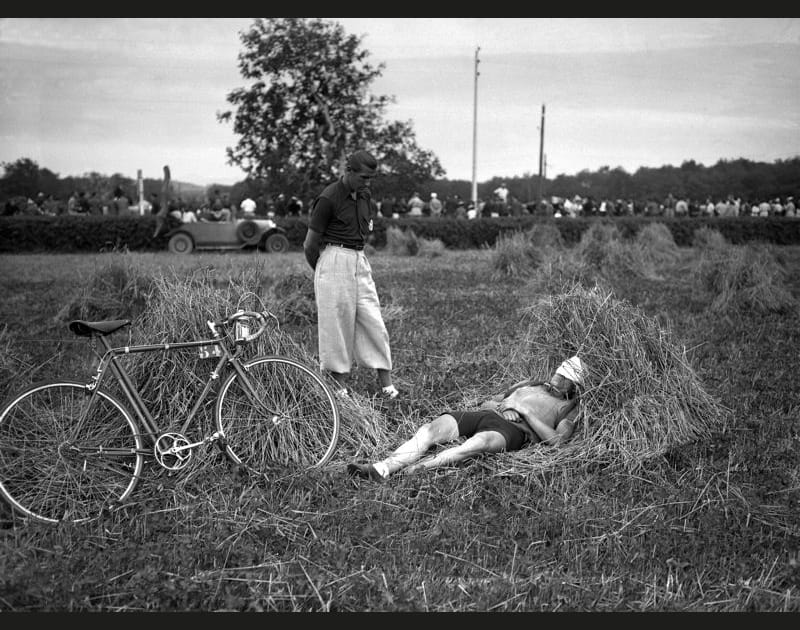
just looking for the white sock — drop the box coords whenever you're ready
[381,384,398,397]
[373,461,390,478]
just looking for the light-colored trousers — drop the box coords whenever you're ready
[314,246,392,374]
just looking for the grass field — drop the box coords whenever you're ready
[0,235,798,611]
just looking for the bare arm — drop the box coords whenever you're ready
[522,401,580,447]
[303,227,323,270]
[478,378,535,410]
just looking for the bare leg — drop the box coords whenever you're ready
[375,414,460,476]
[404,430,506,474]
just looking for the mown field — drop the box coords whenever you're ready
[0,224,798,611]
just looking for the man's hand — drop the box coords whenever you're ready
[303,228,323,270]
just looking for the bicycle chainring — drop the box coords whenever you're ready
[154,432,193,470]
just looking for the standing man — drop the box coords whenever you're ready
[303,150,399,401]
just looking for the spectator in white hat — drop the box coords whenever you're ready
[347,355,587,481]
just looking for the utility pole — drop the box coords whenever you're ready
[538,103,546,202]
[137,169,144,215]
[471,46,480,207]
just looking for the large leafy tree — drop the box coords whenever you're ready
[0,158,60,199]
[218,18,444,200]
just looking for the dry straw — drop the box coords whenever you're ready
[528,221,666,294]
[385,225,445,257]
[634,221,681,265]
[692,226,730,251]
[693,242,796,314]
[491,222,564,279]
[483,284,728,476]
[55,259,390,484]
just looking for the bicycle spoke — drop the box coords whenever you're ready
[215,357,340,473]
[0,382,144,524]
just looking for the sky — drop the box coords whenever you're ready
[1,17,799,188]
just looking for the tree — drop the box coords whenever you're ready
[0,158,59,199]
[217,18,444,200]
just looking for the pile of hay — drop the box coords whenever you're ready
[634,222,681,265]
[575,222,662,280]
[692,226,729,251]
[56,261,389,472]
[55,256,155,323]
[525,221,565,250]
[693,242,797,314]
[269,271,317,327]
[529,222,662,294]
[385,225,445,257]
[491,231,547,278]
[486,284,728,474]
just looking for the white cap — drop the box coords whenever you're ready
[430,192,437,198]
[555,356,585,387]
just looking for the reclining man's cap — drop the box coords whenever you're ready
[555,356,585,387]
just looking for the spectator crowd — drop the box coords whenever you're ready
[3,183,797,221]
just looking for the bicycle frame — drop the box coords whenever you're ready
[85,326,263,453]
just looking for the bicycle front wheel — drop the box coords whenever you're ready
[0,381,145,525]
[215,356,340,474]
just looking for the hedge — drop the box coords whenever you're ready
[1,214,799,254]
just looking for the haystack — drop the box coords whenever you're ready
[692,226,729,251]
[525,221,565,250]
[491,230,547,278]
[634,221,681,264]
[55,261,390,470]
[270,271,317,327]
[693,242,796,314]
[487,284,728,474]
[528,222,661,294]
[55,256,154,323]
[385,225,445,257]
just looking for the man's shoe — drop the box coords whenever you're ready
[346,462,384,482]
[379,385,400,401]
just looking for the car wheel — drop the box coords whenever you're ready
[168,232,194,254]
[264,233,290,253]
[236,220,261,245]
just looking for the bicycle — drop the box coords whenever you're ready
[0,309,340,525]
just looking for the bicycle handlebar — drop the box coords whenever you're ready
[209,310,275,344]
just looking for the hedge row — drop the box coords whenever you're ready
[2,214,800,254]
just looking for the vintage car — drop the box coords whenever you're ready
[166,218,290,254]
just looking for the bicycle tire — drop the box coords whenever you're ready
[0,380,145,525]
[215,356,340,473]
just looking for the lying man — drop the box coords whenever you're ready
[347,355,586,481]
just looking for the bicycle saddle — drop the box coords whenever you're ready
[69,319,132,337]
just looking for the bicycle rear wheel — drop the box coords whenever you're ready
[215,356,340,474]
[0,380,145,525]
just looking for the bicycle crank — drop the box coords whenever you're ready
[154,432,193,470]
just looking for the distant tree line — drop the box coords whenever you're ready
[2,156,798,216]
[423,157,800,207]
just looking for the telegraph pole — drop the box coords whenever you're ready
[471,46,480,207]
[538,104,546,202]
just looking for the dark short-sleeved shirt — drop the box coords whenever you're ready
[309,178,373,249]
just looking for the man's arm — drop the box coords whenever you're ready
[303,228,323,270]
[478,378,536,410]
[522,400,580,447]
